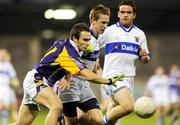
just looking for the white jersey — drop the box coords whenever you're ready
[0,61,17,87]
[101,22,150,78]
[0,61,17,106]
[81,31,104,71]
[146,75,170,106]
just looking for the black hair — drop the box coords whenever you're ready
[70,23,90,40]
[118,0,136,13]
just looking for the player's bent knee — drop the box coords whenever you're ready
[119,102,134,116]
[48,97,63,112]
[88,114,103,125]
[124,100,134,110]
[50,103,63,113]
[123,104,134,114]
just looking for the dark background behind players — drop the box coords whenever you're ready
[0,0,180,104]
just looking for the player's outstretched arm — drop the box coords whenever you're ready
[79,69,124,86]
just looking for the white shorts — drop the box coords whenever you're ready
[0,87,17,107]
[107,76,134,96]
[22,69,48,106]
[169,91,179,104]
[152,92,170,106]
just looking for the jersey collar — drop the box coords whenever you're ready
[69,39,81,55]
[90,29,98,39]
[116,21,134,32]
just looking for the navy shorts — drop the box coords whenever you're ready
[62,98,100,117]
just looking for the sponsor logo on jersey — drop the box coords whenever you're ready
[121,44,139,53]
[105,42,140,56]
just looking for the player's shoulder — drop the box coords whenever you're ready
[103,23,118,34]
[52,39,68,50]
[45,39,67,54]
[162,74,170,79]
[133,25,145,35]
[2,61,14,69]
[108,23,118,30]
[55,39,67,45]
[149,75,158,80]
[4,61,12,66]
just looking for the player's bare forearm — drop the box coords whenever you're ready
[79,69,124,87]
[79,69,111,84]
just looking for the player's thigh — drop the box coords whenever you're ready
[16,104,38,125]
[64,116,78,125]
[171,102,179,111]
[106,98,117,113]
[35,87,62,109]
[162,105,170,115]
[77,107,85,118]
[78,98,103,123]
[114,87,134,108]
[86,108,103,123]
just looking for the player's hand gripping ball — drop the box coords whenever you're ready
[134,96,157,119]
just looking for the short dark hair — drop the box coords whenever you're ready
[70,23,90,40]
[118,0,136,13]
[89,4,110,23]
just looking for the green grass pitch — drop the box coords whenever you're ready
[4,111,173,125]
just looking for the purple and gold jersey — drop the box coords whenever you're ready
[34,39,84,79]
